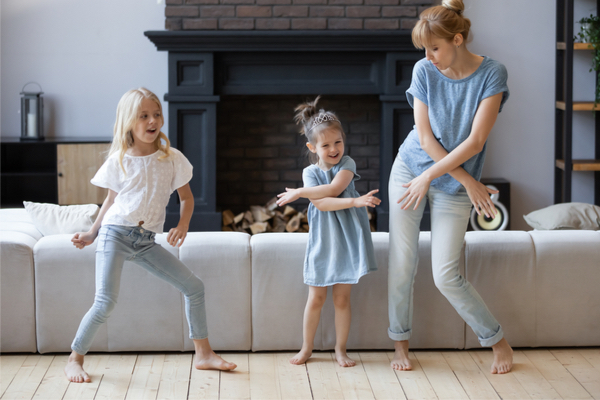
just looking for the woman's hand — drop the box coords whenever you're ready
[71,230,97,249]
[168,224,188,247]
[353,189,381,208]
[464,180,498,218]
[397,174,432,210]
[276,188,301,207]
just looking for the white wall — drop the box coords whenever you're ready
[466,0,595,229]
[1,0,168,139]
[1,0,595,230]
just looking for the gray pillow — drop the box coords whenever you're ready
[523,202,600,230]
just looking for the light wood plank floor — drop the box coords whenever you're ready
[2,349,599,400]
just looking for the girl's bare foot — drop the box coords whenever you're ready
[64,352,91,383]
[391,340,412,371]
[194,351,236,371]
[335,348,356,367]
[290,347,312,365]
[491,338,513,374]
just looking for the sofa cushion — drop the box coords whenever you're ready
[0,208,43,241]
[23,201,99,236]
[523,202,600,230]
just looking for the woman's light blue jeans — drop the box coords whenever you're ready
[387,155,503,347]
[71,225,208,355]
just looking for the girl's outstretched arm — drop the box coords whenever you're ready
[168,183,194,247]
[276,170,354,206]
[310,189,380,212]
[71,189,117,249]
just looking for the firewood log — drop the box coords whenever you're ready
[244,210,254,224]
[222,209,235,226]
[302,223,310,231]
[233,212,244,225]
[272,217,287,232]
[251,205,273,222]
[286,214,301,232]
[222,226,233,232]
[283,205,297,217]
[265,197,279,211]
[250,222,269,235]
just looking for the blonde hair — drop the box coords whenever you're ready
[294,96,345,164]
[411,0,471,49]
[108,87,171,173]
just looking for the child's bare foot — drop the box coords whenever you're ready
[335,348,356,367]
[194,351,236,371]
[64,352,91,383]
[491,338,513,374]
[290,347,312,365]
[391,340,412,371]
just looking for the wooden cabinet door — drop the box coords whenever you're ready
[57,143,111,205]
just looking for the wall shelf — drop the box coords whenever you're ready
[554,0,600,206]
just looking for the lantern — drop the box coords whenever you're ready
[20,82,44,140]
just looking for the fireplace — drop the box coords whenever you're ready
[145,30,422,231]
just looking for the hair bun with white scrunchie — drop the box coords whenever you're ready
[442,0,464,15]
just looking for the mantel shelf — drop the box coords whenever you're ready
[557,42,595,50]
[556,101,600,111]
[556,159,600,171]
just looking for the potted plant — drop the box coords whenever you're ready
[575,14,600,105]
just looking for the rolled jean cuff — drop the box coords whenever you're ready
[479,326,504,347]
[388,327,411,342]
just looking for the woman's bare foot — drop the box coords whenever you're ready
[491,338,513,374]
[391,340,412,371]
[335,348,356,367]
[194,351,236,371]
[64,352,91,383]
[290,347,312,365]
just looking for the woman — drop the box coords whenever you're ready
[388,0,513,374]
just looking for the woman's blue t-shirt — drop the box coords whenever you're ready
[399,56,509,194]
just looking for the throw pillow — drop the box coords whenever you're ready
[523,202,600,230]
[23,201,99,236]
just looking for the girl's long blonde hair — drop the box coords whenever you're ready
[108,87,171,173]
[411,0,471,49]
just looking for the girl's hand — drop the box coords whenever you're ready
[276,188,301,207]
[71,230,97,250]
[397,174,432,210]
[168,225,188,247]
[354,189,381,208]
[464,180,498,218]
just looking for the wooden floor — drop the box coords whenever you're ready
[1,349,599,399]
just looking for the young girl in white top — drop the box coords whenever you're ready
[64,88,236,383]
[277,97,380,367]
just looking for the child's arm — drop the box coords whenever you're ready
[167,183,194,247]
[71,189,117,249]
[276,170,355,207]
[310,189,381,212]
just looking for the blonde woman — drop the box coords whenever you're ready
[65,88,236,383]
[388,0,514,374]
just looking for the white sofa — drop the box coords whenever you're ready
[1,208,599,354]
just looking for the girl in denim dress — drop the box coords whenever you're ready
[277,96,379,367]
[64,88,236,383]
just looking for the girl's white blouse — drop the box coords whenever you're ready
[91,148,193,233]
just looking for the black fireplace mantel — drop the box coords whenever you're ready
[145,30,422,231]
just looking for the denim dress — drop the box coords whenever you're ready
[302,155,377,286]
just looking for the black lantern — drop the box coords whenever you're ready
[20,82,44,141]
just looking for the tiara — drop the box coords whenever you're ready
[308,113,339,132]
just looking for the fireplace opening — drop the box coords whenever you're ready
[216,94,381,231]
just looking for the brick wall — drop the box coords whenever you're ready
[165,0,433,30]
[217,95,381,214]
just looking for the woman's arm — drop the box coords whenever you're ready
[398,93,503,216]
[71,189,117,249]
[167,183,194,247]
[276,170,355,206]
[310,189,380,212]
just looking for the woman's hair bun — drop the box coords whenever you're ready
[442,0,464,15]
